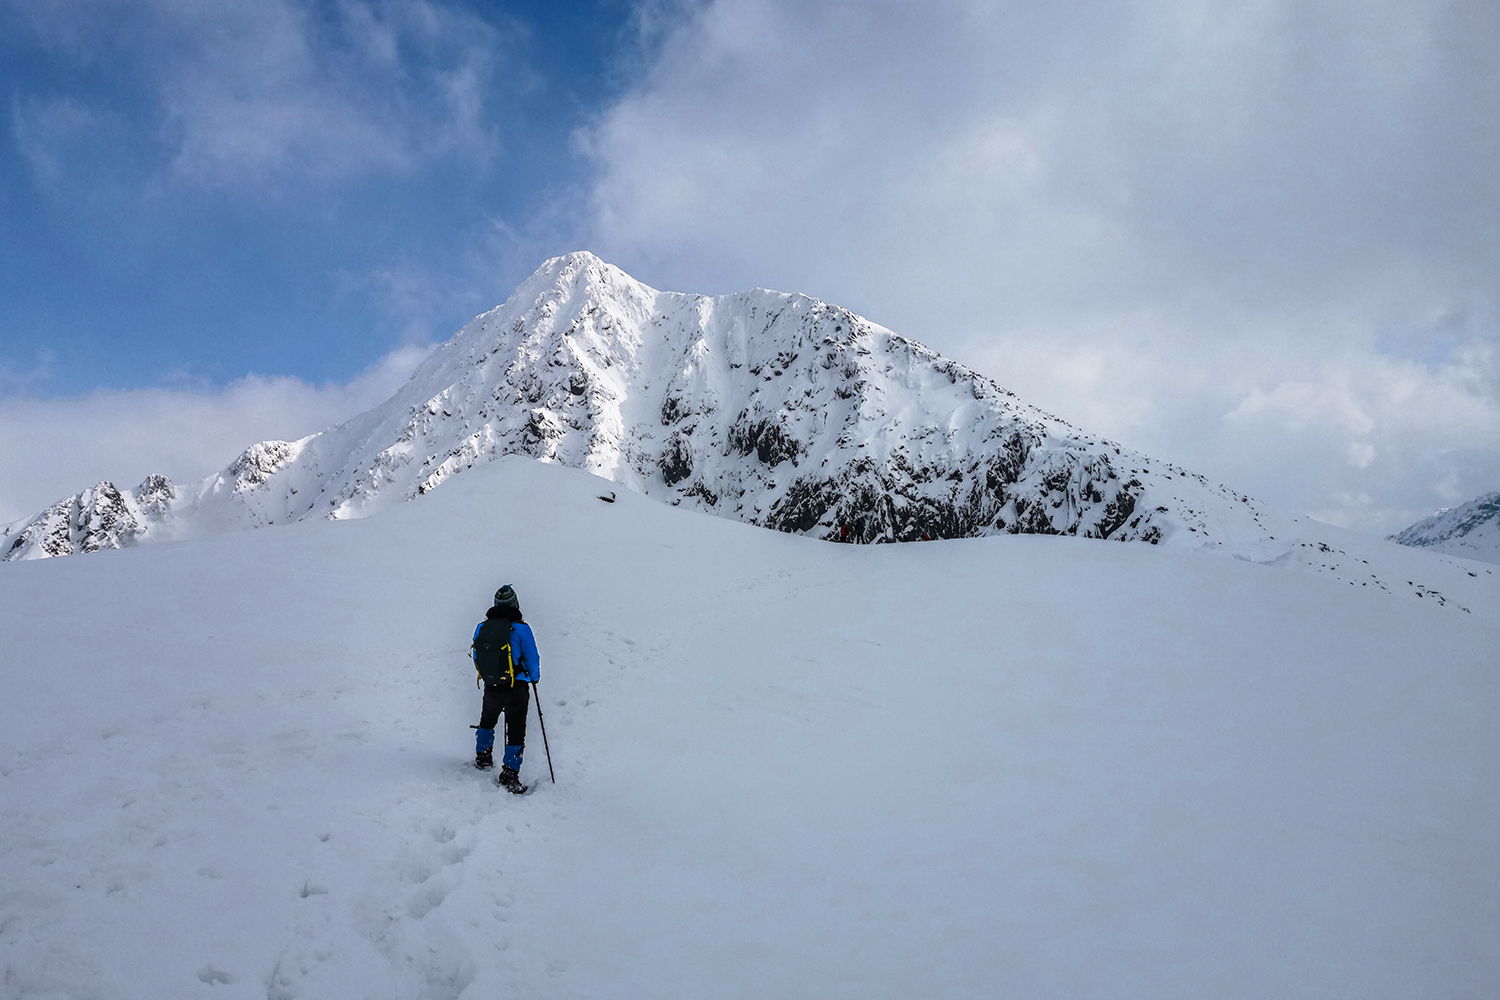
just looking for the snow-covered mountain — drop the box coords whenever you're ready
[1390,490,1500,565]
[2,254,1491,612]
[4,252,1282,563]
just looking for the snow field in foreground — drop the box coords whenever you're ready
[1,455,1497,999]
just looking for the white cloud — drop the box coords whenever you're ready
[9,94,109,186]
[579,0,1500,532]
[1230,383,1377,438]
[8,0,508,189]
[163,0,504,185]
[0,343,432,525]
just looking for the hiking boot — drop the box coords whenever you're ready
[475,749,494,770]
[498,766,526,794]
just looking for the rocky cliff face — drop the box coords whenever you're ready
[4,252,1276,561]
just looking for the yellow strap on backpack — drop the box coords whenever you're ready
[471,627,517,687]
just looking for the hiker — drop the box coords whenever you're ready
[470,584,541,793]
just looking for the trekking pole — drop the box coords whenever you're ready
[531,682,556,783]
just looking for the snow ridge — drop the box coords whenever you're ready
[0,253,1347,566]
[1390,490,1500,565]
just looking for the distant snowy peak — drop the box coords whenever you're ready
[307,251,1274,549]
[1390,491,1500,565]
[1,476,177,561]
[7,251,1274,562]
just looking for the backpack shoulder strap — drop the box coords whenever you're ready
[504,622,516,686]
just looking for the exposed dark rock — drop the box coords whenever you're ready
[660,432,694,486]
[728,412,803,468]
[1095,480,1141,539]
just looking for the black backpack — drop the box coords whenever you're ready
[472,619,518,686]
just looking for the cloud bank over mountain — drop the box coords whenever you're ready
[0,344,431,524]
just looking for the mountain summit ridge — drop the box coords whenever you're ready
[4,252,1270,561]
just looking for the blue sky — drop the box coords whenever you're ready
[1,0,1497,534]
[0,0,651,392]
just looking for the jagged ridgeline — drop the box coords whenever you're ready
[3,252,1273,561]
[1389,490,1500,565]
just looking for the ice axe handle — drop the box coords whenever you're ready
[531,682,556,784]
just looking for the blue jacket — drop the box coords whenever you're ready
[472,619,540,684]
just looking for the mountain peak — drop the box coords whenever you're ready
[0,255,1293,564]
[516,251,655,309]
[1390,490,1500,565]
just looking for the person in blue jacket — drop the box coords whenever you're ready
[471,584,540,792]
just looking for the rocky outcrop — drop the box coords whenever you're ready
[3,476,178,560]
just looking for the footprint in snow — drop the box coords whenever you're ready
[197,965,235,985]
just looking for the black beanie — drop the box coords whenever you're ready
[493,585,519,610]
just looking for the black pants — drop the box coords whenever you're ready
[480,681,529,749]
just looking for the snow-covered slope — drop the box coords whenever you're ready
[2,457,1496,1000]
[1391,489,1500,565]
[3,252,1271,562]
